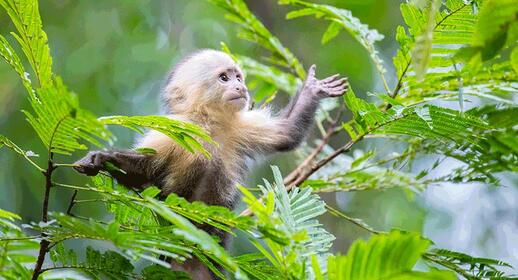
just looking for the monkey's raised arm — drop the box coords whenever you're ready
[74,150,155,189]
[272,65,348,151]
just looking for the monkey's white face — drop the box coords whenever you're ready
[164,50,251,114]
[216,67,249,111]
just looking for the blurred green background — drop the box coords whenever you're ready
[0,0,516,271]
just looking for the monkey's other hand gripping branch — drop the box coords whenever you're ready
[74,151,154,189]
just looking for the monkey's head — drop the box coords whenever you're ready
[164,49,249,114]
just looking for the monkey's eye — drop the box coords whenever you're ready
[219,73,229,82]
[236,74,242,82]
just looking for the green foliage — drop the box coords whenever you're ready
[342,88,487,145]
[30,213,192,266]
[240,166,334,278]
[267,167,334,272]
[0,208,39,279]
[392,104,518,185]
[394,0,517,105]
[410,0,440,80]
[47,243,192,279]
[280,0,387,81]
[142,197,246,279]
[141,265,192,280]
[0,0,111,155]
[91,175,254,233]
[0,0,52,87]
[303,150,428,193]
[327,231,456,280]
[0,0,213,156]
[209,0,306,79]
[99,115,215,158]
[0,134,43,171]
[424,249,516,279]
[49,244,135,279]
[471,0,518,60]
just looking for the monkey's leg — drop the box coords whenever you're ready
[74,151,154,189]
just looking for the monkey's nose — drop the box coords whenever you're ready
[235,85,247,93]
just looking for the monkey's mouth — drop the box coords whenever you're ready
[227,96,247,108]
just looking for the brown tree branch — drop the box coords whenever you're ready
[32,157,54,280]
[32,116,68,280]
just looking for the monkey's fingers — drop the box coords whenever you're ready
[73,151,113,176]
[322,74,340,83]
[327,84,349,97]
[307,64,317,78]
[73,159,101,176]
[325,77,348,88]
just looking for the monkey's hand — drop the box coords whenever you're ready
[302,64,348,99]
[74,151,122,176]
[74,151,153,189]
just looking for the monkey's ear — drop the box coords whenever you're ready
[162,86,187,113]
[171,93,186,104]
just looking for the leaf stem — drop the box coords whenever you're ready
[325,204,384,235]
[0,236,40,241]
[53,163,79,168]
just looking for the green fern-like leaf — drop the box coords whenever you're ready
[0,134,43,171]
[280,0,386,76]
[471,0,518,60]
[90,174,254,233]
[23,78,111,155]
[208,0,306,78]
[99,115,214,158]
[424,248,515,279]
[0,208,39,279]
[49,244,136,280]
[0,1,111,155]
[234,253,282,280]
[267,167,334,258]
[32,213,193,268]
[141,265,192,280]
[0,0,52,87]
[142,197,246,279]
[342,89,487,146]
[394,0,518,104]
[327,231,456,280]
[245,166,335,277]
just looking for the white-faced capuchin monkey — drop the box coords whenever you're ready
[74,49,348,279]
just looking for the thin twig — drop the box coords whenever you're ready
[422,253,474,279]
[32,157,54,280]
[32,115,68,280]
[53,163,79,168]
[66,190,78,215]
[0,236,41,242]
[325,205,384,235]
